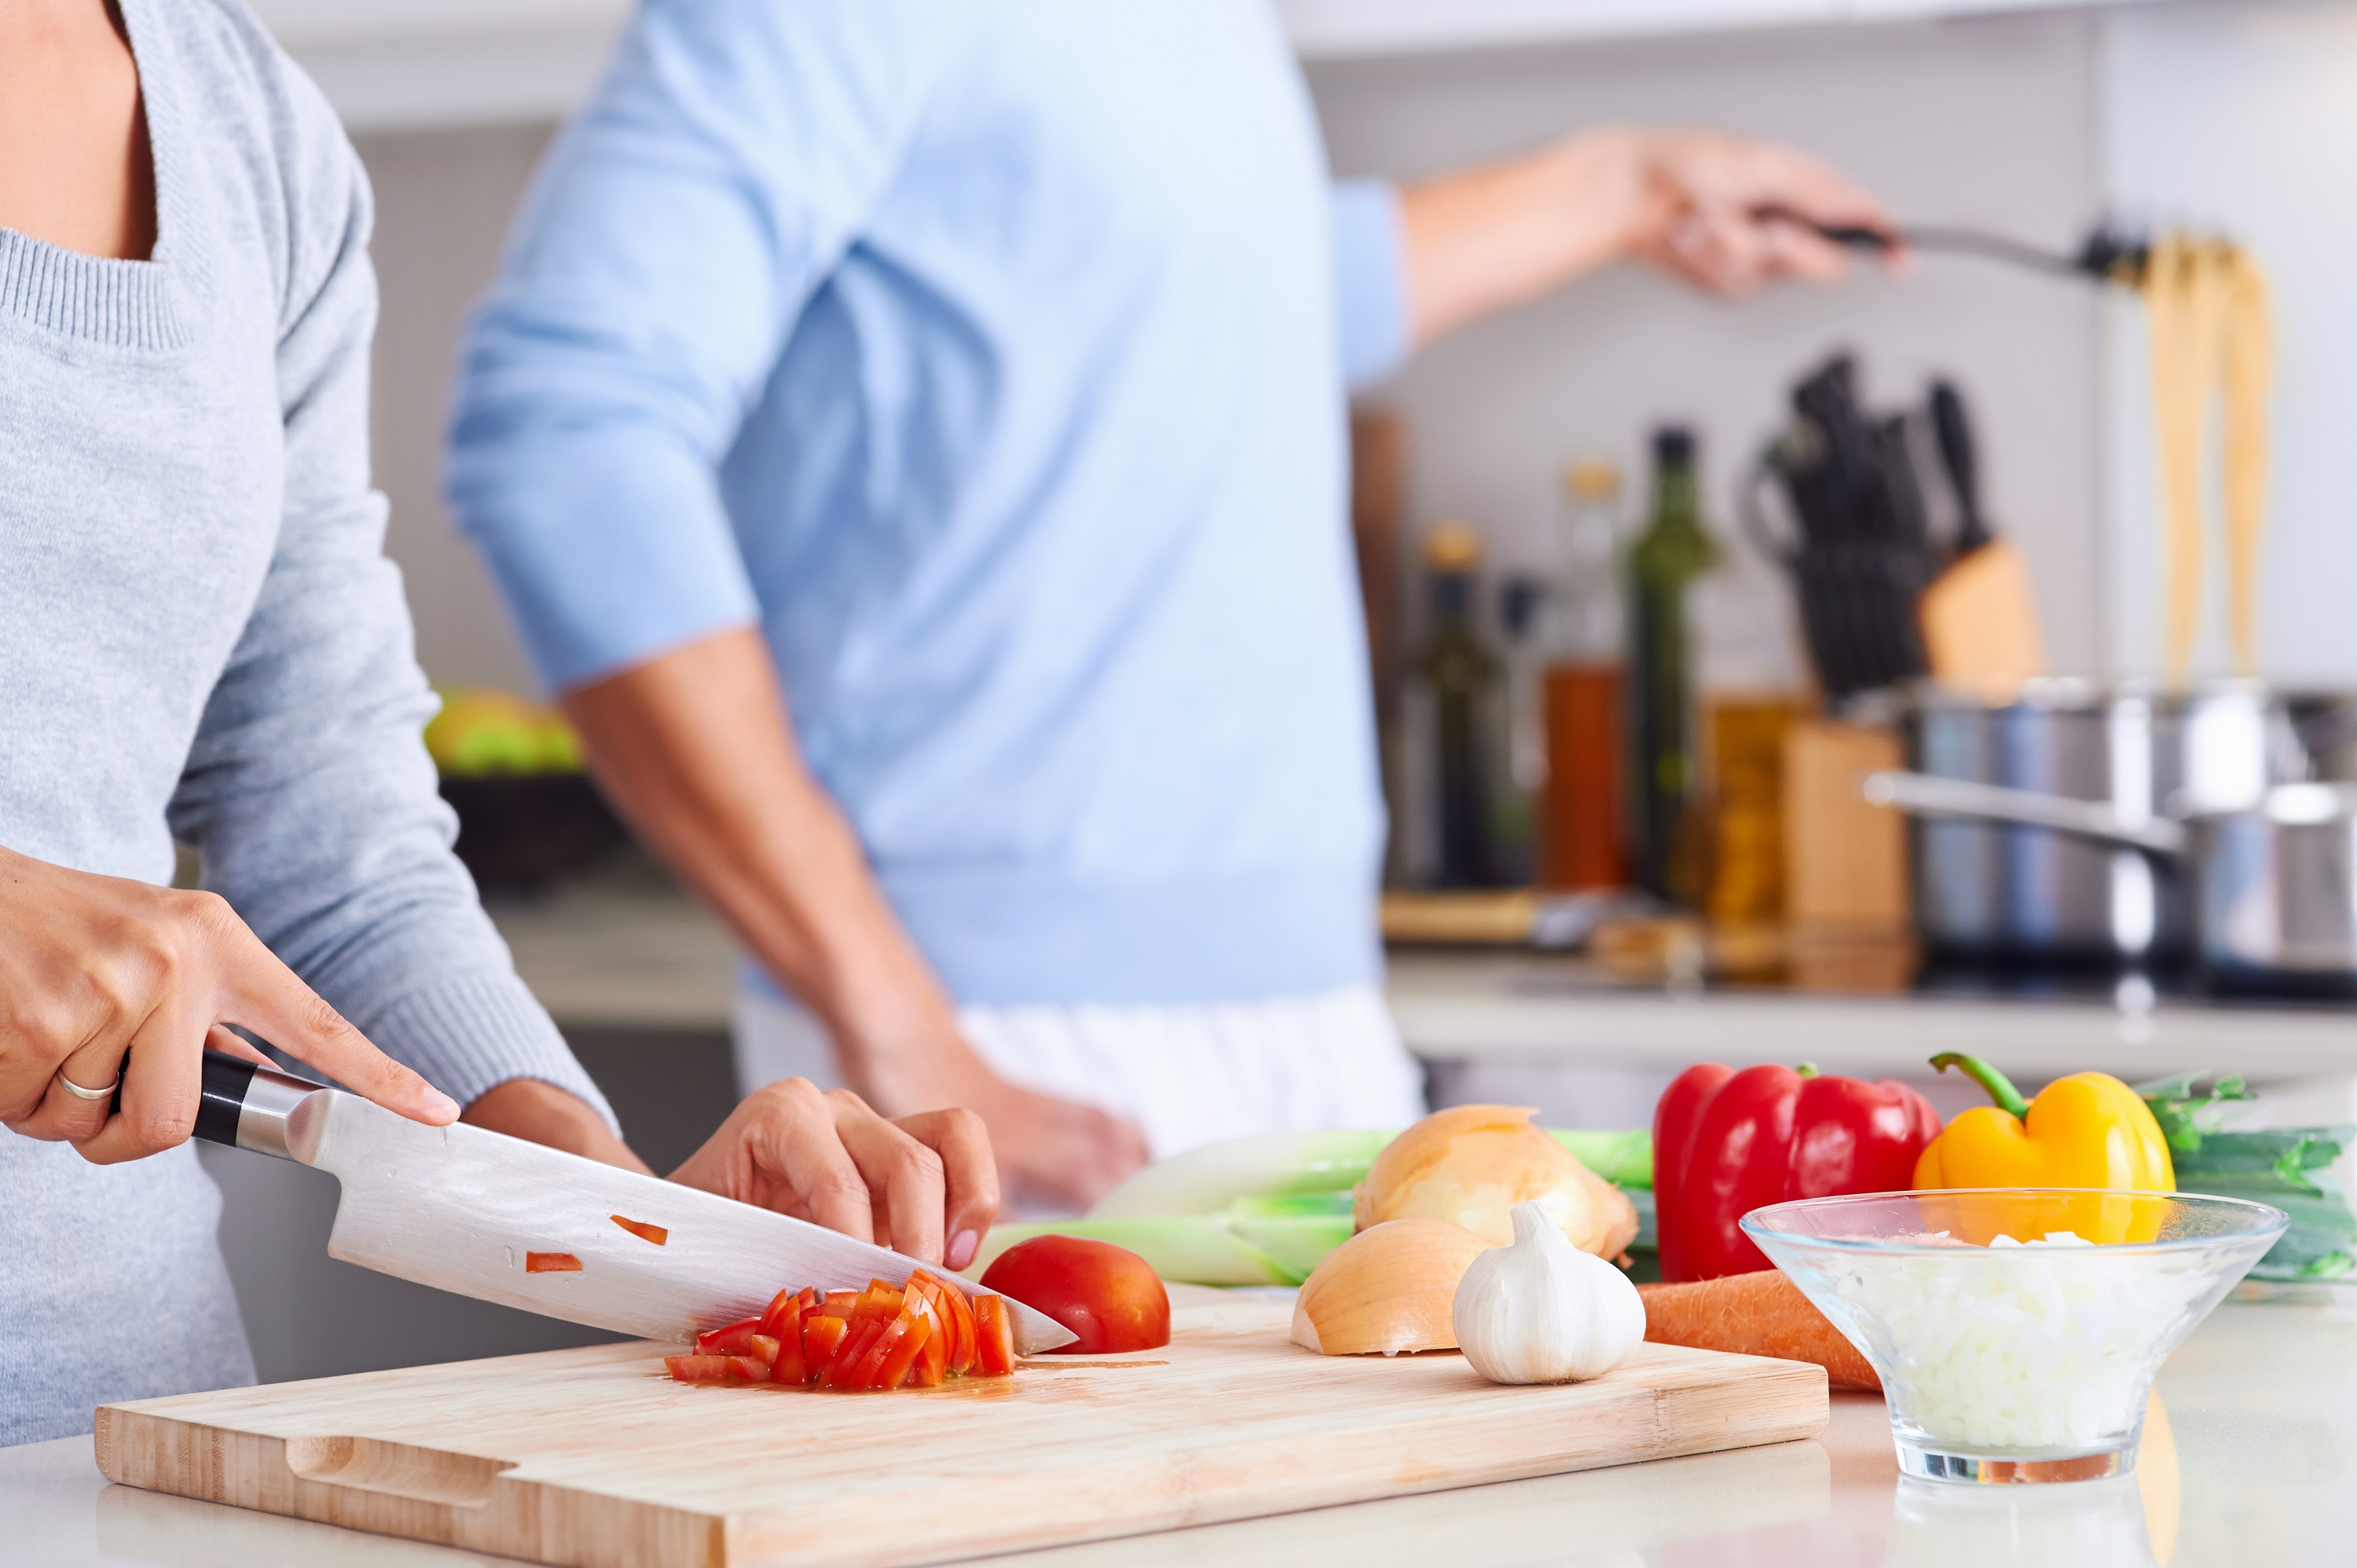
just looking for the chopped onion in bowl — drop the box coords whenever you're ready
[1821,1230,2190,1451]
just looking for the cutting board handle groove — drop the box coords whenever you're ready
[283,1435,517,1509]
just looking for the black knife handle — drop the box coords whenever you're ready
[107,1049,299,1152]
[1930,379,1989,553]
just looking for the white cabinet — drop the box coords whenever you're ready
[1274,0,1836,59]
[254,0,2158,131]
[246,0,627,132]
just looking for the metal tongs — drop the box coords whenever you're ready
[1757,207,2153,286]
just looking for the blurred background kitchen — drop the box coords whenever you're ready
[215,0,2357,1378]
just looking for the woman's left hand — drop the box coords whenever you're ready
[668,1078,999,1269]
[465,1075,1000,1269]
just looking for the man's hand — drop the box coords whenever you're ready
[559,628,1149,1214]
[1400,125,1896,345]
[0,846,459,1163]
[1615,129,1893,298]
[840,1013,1149,1216]
[466,1075,1001,1268]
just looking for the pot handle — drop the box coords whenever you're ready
[1860,771,2189,856]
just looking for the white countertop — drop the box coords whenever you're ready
[8,1287,2352,1566]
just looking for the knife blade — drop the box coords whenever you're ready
[188,1050,1076,1355]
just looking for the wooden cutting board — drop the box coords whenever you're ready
[95,1298,1827,1568]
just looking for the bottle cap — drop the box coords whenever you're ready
[1652,426,1697,466]
[1423,520,1483,573]
[1563,458,1622,503]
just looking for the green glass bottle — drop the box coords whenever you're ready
[1410,521,1503,888]
[1626,427,1717,899]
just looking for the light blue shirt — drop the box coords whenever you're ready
[448,0,1409,1007]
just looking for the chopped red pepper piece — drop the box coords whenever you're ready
[524,1252,581,1273]
[610,1215,669,1246]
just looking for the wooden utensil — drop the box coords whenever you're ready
[96,1299,1827,1568]
[1917,381,2046,698]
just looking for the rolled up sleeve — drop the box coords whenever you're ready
[1331,179,1410,391]
[171,97,613,1125]
[447,0,959,693]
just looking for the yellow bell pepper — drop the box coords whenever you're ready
[1913,1053,2175,1243]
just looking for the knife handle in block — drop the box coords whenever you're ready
[111,1049,328,1160]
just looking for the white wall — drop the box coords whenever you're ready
[2102,1,2357,684]
[360,124,553,697]
[373,9,2354,701]
[1306,12,2112,676]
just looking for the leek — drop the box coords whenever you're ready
[1087,1126,1651,1222]
[967,1211,1354,1287]
[975,1125,1654,1288]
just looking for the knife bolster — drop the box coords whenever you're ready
[224,1058,330,1161]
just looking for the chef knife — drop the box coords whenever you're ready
[178,1049,1078,1354]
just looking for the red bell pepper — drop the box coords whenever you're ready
[1653,1062,1942,1282]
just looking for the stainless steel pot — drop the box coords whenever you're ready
[1886,680,2351,962]
[1867,771,2357,987]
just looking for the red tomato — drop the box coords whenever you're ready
[665,1354,760,1384]
[802,1313,850,1382]
[758,1286,815,1340]
[695,1317,765,1357]
[980,1236,1171,1354]
[972,1295,1017,1376]
[872,1310,932,1391]
[907,1295,948,1388]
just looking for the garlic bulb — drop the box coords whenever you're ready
[1291,1219,1492,1356]
[1355,1105,1640,1260]
[1451,1200,1646,1385]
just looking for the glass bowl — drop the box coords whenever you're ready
[1742,1189,2285,1485]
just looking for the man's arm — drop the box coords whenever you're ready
[560,628,1149,1212]
[1395,127,1897,348]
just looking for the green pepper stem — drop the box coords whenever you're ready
[1930,1053,2031,1120]
[1794,1062,1821,1080]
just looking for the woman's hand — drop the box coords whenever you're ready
[669,1079,1000,1268]
[0,847,459,1163]
[467,1075,1003,1269]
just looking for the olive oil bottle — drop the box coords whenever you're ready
[1406,522,1504,888]
[1626,428,1717,899]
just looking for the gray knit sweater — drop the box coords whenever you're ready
[0,0,614,1445]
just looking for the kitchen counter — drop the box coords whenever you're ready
[488,870,2357,1128]
[8,1286,2352,1566]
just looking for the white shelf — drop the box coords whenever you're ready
[251,0,2149,133]
[247,0,628,133]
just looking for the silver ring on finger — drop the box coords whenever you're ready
[54,1068,121,1102]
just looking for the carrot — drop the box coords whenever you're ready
[1638,1269,1881,1391]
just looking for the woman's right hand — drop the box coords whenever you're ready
[0,847,459,1163]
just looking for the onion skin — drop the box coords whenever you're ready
[1354,1105,1640,1259]
[1291,1219,1491,1356]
